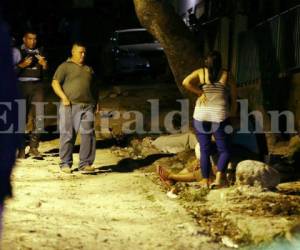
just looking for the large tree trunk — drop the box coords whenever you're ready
[133,0,203,94]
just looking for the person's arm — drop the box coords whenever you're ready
[219,70,228,85]
[51,79,70,106]
[96,99,101,114]
[17,56,32,69]
[36,54,48,70]
[12,48,23,75]
[182,69,203,96]
[52,64,70,105]
[12,48,21,65]
[36,47,48,70]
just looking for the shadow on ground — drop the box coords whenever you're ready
[43,136,133,155]
[95,154,174,173]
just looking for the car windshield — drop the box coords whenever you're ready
[117,31,155,45]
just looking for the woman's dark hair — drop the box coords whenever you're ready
[205,50,222,83]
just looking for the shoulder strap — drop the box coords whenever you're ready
[201,68,207,85]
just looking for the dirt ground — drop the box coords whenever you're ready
[1,82,300,250]
[0,82,221,250]
[1,139,228,250]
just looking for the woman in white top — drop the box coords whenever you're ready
[182,51,237,188]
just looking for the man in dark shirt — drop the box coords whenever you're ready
[52,42,99,173]
[16,30,48,158]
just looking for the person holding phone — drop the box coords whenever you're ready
[16,30,47,158]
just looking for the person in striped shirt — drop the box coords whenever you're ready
[182,50,237,188]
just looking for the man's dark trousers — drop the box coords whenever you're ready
[18,81,44,149]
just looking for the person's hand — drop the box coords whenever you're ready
[62,97,70,106]
[36,55,47,69]
[18,56,33,68]
[199,94,207,104]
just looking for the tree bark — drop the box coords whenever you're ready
[133,0,203,94]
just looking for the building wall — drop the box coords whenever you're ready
[172,0,300,142]
[174,0,203,16]
[233,2,300,135]
[288,73,300,132]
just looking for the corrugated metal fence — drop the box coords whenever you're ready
[237,5,300,85]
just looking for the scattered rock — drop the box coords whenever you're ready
[129,137,160,157]
[236,160,280,188]
[36,201,42,208]
[277,181,300,194]
[152,132,197,154]
[221,236,239,248]
[109,93,118,98]
[112,86,122,95]
[285,135,300,162]
[286,223,300,243]
[166,190,178,199]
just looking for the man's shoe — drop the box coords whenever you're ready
[17,148,26,159]
[29,147,42,158]
[61,165,72,174]
[79,165,96,174]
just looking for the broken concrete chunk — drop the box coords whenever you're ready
[152,132,197,154]
[112,86,122,95]
[236,160,280,188]
[277,181,300,194]
[109,93,118,98]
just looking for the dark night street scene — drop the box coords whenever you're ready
[1,0,300,249]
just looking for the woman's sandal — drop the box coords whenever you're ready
[156,165,175,187]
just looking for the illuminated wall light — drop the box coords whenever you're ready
[177,0,203,15]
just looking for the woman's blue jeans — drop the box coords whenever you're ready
[193,119,231,179]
